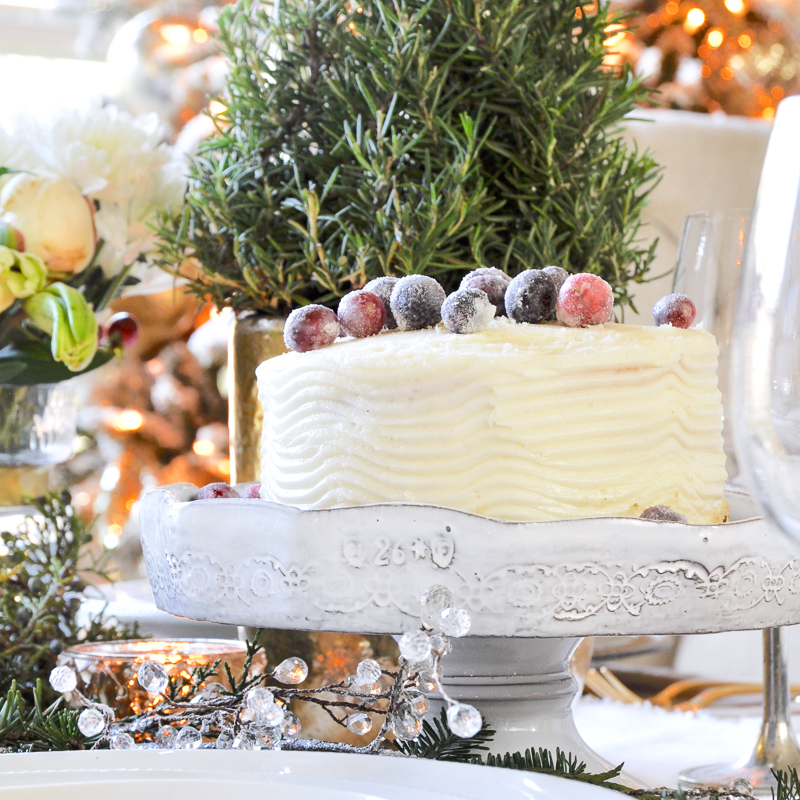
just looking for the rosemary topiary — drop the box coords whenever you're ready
[158,0,659,316]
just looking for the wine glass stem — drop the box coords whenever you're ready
[754,627,799,766]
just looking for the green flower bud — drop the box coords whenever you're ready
[22,282,98,372]
[0,245,47,312]
[0,220,24,251]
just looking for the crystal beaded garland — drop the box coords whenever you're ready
[78,708,107,737]
[137,660,169,695]
[439,607,472,638]
[420,585,453,631]
[398,631,432,663]
[245,687,275,712]
[109,731,136,749]
[256,702,285,727]
[175,726,202,749]
[232,730,259,750]
[391,701,423,740]
[355,658,382,687]
[255,725,281,748]
[156,725,177,747]
[49,665,77,694]
[446,703,482,738]
[406,690,429,717]
[281,712,301,737]
[347,713,372,735]
[216,729,234,749]
[273,657,308,684]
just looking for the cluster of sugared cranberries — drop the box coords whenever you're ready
[193,482,262,500]
[652,293,697,329]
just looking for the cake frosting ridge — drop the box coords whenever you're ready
[257,318,728,524]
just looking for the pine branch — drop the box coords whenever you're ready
[396,707,494,761]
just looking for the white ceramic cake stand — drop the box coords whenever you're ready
[139,486,800,778]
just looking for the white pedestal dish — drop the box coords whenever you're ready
[139,486,800,774]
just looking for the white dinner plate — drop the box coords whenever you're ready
[0,749,622,800]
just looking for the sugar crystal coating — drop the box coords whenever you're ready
[653,293,697,329]
[338,290,386,338]
[460,267,511,315]
[447,703,482,738]
[639,505,688,523]
[557,273,613,327]
[505,269,558,324]
[390,275,446,331]
[363,276,399,329]
[442,288,496,334]
[542,265,569,294]
[49,665,77,694]
[241,483,261,499]
[284,305,340,352]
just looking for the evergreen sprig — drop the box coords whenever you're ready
[0,492,134,706]
[396,706,494,761]
[157,0,659,315]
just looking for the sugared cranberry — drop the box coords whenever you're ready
[338,290,386,338]
[196,482,240,499]
[442,288,496,334]
[639,505,688,523]
[390,275,446,331]
[505,269,558,324]
[556,273,613,328]
[542,265,569,294]
[106,312,139,348]
[241,483,262,499]
[363,277,399,329]
[284,305,340,352]
[460,268,510,316]
[653,293,696,329]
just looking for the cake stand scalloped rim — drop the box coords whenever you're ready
[138,484,800,637]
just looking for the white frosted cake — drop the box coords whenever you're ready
[256,318,728,524]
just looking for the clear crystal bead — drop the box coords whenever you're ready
[421,585,454,630]
[78,708,106,737]
[256,703,285,727]
[240,708,256,723]
[155,726,178,748]
[428,632,451,656]
[416,665,439,694]
[215,729,234,749]
[49,666,77,694]
[731,779,753,795]
[255,725,281,748]
[203,681,226,695]
[439,607,471,638]
[355,659,382,686]
[406,690,429,716]
[175,726,202,749]
[273,657,308,684]
[446,703,482,738]
[347,713,372,735]
[398,631,432,663]
[245,687,275,712]
[391,702,422,741]
[281,712,301,737]
[232,730,259,750]
[109,731,136,749]
[137,660,169,695]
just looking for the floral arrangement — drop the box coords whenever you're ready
[0,105,185,385]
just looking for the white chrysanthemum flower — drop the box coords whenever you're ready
[0,103,186,283]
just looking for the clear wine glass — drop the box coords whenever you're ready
[679,97,800,795]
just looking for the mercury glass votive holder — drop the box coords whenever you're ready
[58,639,263,717]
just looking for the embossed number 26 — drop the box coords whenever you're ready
[374,538,406,566]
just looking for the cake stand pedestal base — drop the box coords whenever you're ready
[435,636,636,781]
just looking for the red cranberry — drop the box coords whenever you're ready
[106,312,140,348]
[284,305,340,352]
[653,294,697,329]
[338,290,386,338]
[196,482,240,499]
[241,483,262,499]
[556,274,613,327]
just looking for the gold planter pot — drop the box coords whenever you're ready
[228,313,286,485]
